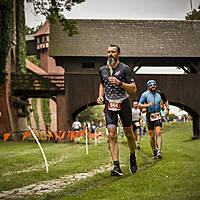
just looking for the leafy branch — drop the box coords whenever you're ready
[26,0,85,36]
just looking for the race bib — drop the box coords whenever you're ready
[108,100,121,111]
[134,122,140,127]
[150,112,161,121]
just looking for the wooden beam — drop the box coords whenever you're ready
[189,62,200,74]
[133,66,142,74]
[178,66,190,74]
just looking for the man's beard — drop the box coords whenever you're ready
[149,87,156,92]
[107,57,117,66]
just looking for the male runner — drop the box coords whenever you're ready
[72,118,82,143]
[138,80,163,159]
[132,101,141,149]
[97,44,138,176]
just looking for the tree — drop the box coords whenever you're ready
[25,23,43,35]
[26,0,86,36]
[185,4,200,20]
[77,105,104,125]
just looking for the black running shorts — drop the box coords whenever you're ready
[132,120,140,131]
[105,98,132,128]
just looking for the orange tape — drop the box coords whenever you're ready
[3,132,11,142]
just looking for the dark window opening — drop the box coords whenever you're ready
[82,62,95,68]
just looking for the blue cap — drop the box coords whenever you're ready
[147,80,156,88]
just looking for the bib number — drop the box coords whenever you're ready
[150,112,161,121]
[108,100,121,111]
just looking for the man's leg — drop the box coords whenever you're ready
[107,126,119,161]
[149,129,156,150]
[149,129,157,158]
[136,128,141,149]
[107,125,123,176]
[119,99,137,173]
[124,126,135,153]
[156,126,162,158]
[124,126,137,173]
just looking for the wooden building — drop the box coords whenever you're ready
[49,19,200,138]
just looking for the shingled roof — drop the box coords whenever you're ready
[49,19,200,58]
[33,20,50,37]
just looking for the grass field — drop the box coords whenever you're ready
[0,121,200,200]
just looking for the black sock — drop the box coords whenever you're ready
[113,161,120,166]
[130,152,135,158]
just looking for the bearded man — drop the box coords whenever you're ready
[138,80,163,159]
[97,44,138,176]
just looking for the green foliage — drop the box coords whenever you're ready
[26,112,32,127]
[168,113,178,121]
[25,26,35,35]
[77,105,104,125]
[25,23,43,35]
[26,0,85,36]
[27,55,41,67]
[31,98,40,129]
[41,98,51,126]
[58,18,79,36]
[16,0,26,73]
[185,4,200,20]
[0,0,14,85]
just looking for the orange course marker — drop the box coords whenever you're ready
[22,131,31,142]
[3,132,11,142]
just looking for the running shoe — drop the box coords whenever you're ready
[157,150,162,159]
[111,165,123,176]
[137,144,140,150]
[153,149,157,159]
[129,155,138,173]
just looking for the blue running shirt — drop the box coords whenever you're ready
[139,90,161,113]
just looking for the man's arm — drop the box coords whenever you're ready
[120,81,137,94]
[97,83,105,104]
[164,100,169,115]
[108,77,137,94]
[138,93,153,109]
[158,91,169,115]
[138,102,153,109]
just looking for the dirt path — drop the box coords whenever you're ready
[0,164,113,199]
[0,151,156,199]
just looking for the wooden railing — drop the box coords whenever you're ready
[11,73,65,98]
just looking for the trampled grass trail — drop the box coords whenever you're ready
[0,121,200,200]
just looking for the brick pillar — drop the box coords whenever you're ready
[40,49,48,73]
[57,72,73,131]
[0,84,11,133]
[57,95,68,131]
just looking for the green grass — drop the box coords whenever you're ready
[41,98,51,126]
[31,98,40,129]
[0,121,200,200]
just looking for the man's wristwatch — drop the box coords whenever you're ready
[119,81,123,87]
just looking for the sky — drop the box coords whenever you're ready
[25,0,199,113]
[25,0,200,27]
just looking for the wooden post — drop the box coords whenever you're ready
[192,113,200,139]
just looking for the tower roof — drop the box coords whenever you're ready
[33,20,50,37]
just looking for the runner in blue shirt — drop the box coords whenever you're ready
[138,80,163,159]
